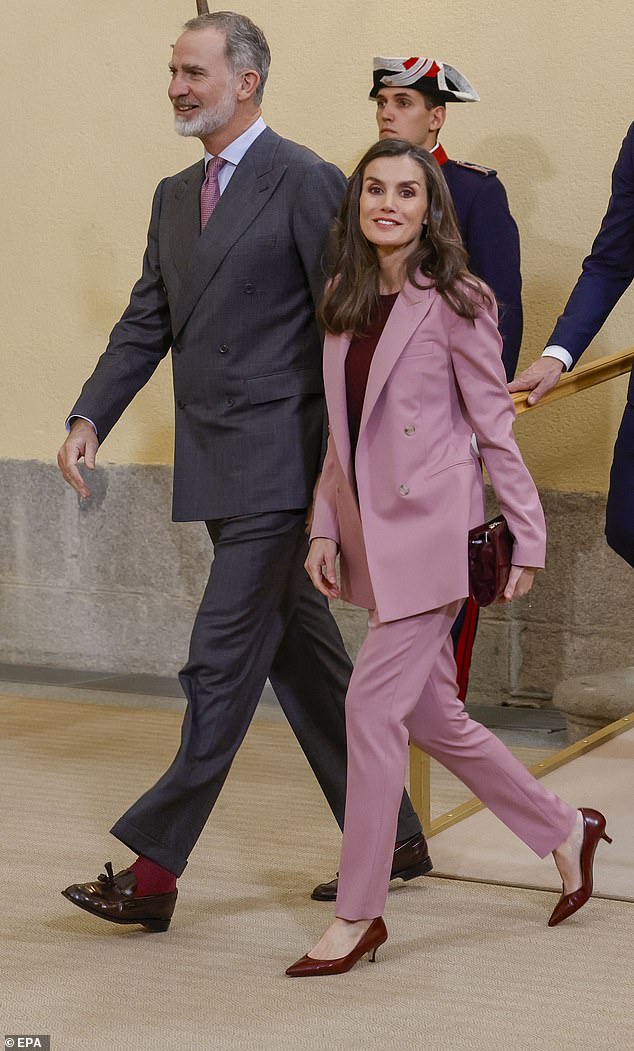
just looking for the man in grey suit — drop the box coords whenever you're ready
[58,11,427,932]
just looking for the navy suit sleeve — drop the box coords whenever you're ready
[69,179,174,442]
[463,176,523,380]
[547,123,634,365]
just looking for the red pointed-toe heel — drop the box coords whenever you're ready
[285,917,388,977]
[548,808,612,927]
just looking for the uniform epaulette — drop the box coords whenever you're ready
[455,160,497,176]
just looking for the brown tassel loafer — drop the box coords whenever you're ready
[311,832,432,901]
[286,917,388,977]
[62,862,177,932]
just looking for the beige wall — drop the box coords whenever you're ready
[2,0,632,490]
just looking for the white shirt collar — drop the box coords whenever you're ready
[204,115,267,170]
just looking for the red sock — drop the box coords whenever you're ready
[129,856,177,896]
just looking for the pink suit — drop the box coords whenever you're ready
[311,281,576,920]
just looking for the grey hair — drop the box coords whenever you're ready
[184,11,270,104]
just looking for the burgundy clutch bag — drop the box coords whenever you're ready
[468,515,514,607]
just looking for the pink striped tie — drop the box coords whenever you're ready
[200,156,225,230]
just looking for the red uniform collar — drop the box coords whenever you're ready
[431,143,449,166]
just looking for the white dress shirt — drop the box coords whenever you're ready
[204,115,266,192]
[542,344,573,370]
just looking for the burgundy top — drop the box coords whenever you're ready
[345,293,399,456]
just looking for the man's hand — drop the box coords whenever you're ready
[508,357,564,406]
[304,537,340,599]
[57,419,99,498]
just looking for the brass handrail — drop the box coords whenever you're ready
[410,344,634,834]
[512,346,634,415]
[426,714,632,837]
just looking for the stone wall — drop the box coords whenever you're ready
[2,460,632,705]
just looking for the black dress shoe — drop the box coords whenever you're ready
[311,832,433,901]
[62,862,177,932]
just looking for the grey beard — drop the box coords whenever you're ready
[174,95,236,139]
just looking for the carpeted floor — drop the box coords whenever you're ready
[1,695,633,1051]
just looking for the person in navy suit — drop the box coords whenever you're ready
[370,55,523,381]
[510,122,634,567]
[57,11,428,933]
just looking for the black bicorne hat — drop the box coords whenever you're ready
[370,56,480,103]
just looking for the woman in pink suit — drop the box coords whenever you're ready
[286,139,611,978]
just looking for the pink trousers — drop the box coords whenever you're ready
[335,601,577,920]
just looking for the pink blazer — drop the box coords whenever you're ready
[311,280,546,622]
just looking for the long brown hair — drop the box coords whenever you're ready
[319,138,493,336]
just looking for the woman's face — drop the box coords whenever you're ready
[359,155,429,254]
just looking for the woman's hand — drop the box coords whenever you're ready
[305,538,340,599]
[500,565,537,603]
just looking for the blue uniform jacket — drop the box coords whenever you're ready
[441,158,523,380]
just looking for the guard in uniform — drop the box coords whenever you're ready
[370,55,524,698]
[371,55,523,382]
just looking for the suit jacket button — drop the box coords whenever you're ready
[244,283,255,294]
[219,344,229,354]
[404,424,416,436]
[225,397,235,407]
[399,484,410,496]
[173,343,182,355]
[177,399,186,409]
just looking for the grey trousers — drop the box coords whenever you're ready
[111,510,422,874]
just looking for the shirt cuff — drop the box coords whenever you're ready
[542,346,573,371]
[66,415,98,436]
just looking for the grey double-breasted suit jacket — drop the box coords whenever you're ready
[71,127,347,521]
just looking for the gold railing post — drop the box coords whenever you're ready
[409,744,431,833]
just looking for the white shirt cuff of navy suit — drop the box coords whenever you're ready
[66,415,98,435]
[542,345,573,371]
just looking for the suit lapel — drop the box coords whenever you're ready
[324,282,435,481]
[358,281,434,440]
[171,128,287,338]
[169,162,205,280]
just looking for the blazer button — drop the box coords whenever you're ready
[244,283,255,294]
[404,424,416,436]
[177,399,186,409]
[399,484,410,496]
[173,343,182,355]
[219,344,229,354]
[225,397,235,407]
